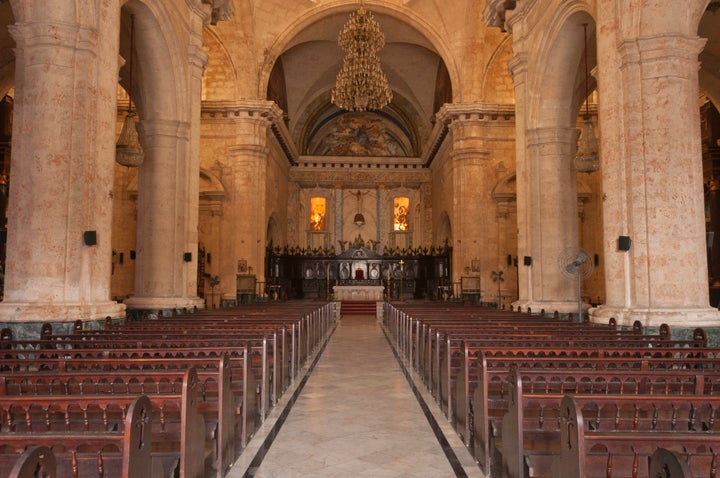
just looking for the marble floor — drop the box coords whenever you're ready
[228,315,485,478]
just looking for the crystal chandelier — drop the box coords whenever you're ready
[575,23,599,173]
[331,4,392,112]
[116,15,144,168]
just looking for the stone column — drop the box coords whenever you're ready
[0,5,125,323]
[123,119,204,311]
[376,185,388,250]
[216,103,276,302]
[520,126,581,312]
[507,52,532,308]
[593,27,719,326]
[334,185,343,247]
[439,105,496,297]
[184,7,210,301]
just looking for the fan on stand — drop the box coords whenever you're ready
[558,247,594,321]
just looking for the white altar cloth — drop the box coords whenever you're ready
[333,285,384,301]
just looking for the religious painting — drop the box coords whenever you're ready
[393,197,410,231]
[310,197,326,231]
[307,112,413,157]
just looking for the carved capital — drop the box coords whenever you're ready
[202,100,297,164]
[482,0,517,31]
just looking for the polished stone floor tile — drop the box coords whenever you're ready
[228,315,485,477]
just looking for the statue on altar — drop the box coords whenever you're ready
[352,234,366,249]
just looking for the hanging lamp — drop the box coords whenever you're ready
[574,23,599,173]
[331,1,392,111]
[116,15,144,168]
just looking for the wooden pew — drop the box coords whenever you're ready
[0,368,206,477]
[0,353,257,454]
[470,350,720,475]
[500,364,720,478]
[552,394,720,478]
[0,395,152,478]
[0,336,273,426]
[4,446,56,478]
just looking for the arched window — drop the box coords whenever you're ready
[394,197,409,231]
[310,197,326,231]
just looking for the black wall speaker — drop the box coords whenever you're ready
[618,236,632,251]
[183,252,192,262]
[594,253,600,266]
[130,250,136,260]
[523,256,532,266]
[119,252,124,264]
[207,253,211,264]
[83,230,97,246]
[507,254,512,266]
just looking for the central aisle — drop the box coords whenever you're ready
[230,315,484,477]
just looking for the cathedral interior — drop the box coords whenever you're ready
[0,0,716,330]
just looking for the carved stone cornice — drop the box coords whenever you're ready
[436,103,516,124]
[289,168,431,190]
[188,0,233,25]
[202,100,298,165]
[423,103,515,167]
[482,0,516,31]
[206,0,235,25]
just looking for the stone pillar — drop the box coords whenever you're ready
[439,105,496,297]
[216,104,275,302]
[592,27,719,326]
[0,5,125,323]
[376,185,388,250]
[519,126,581,312]
[185,9,209,301]
[334,185,343,247]
[123,119,204,311]
[508,52,532,308]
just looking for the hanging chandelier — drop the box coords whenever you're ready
[574,23,599,173]
[116,15,144,168]
[331,3,392,112]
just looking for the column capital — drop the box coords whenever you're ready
[9,21,97,57]
[619,34,707,79]
[203,100,297,164]
[482,0,517,32]
[508,52,528,85]
[185,0,212,24]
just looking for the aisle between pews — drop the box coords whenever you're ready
[229,315,483,478]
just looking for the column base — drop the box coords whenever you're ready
[0,300,126,323]
[512,300,586,315]
[590,305,720,328]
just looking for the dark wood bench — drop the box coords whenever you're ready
[0,352,257,453]
[499,364,720,478]
[469,349,720,475]
[0,395,152,478]
[2,445,56,478]
[552,394,720,478]
[0,335,274,425]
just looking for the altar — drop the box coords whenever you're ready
[333,285,385,301]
